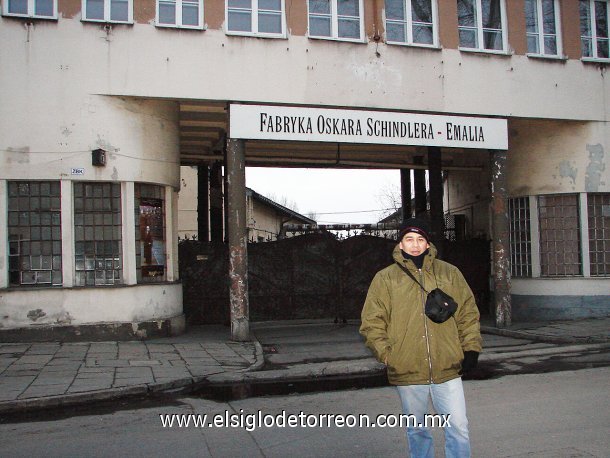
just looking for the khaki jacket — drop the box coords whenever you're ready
[360,244,482,385]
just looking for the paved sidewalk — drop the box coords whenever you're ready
[0,316,608,415]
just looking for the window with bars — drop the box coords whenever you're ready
[135,184,166,283]
[73,182,123,286]
[538,194,581,276]
[508,197,532,277]
[587,193,610,276]
[8,181,62,287]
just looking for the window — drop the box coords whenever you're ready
[8,181,62,287]
[385,0,437,47]
[135,184,166,283]
[509,197,532,277]
[227,0,285,37]
[73,182,123,286]
[525,0,561,56]
[3,0,56,18]
[538,194,581,277]
[580,0,609,59]
[157,0,203,28]
[457,0,506,52]
[588,193,610,276]
[308,0,364,41]
[82,0,132,23]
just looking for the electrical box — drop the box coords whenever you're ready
[92,148,106,167]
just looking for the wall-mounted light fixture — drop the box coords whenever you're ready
[92,148,106,167]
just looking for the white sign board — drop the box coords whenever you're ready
[230,104,508,150]
[71,168,85,175]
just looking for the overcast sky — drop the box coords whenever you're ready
[245,167,402,225]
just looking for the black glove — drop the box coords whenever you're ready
[461,351,479,373]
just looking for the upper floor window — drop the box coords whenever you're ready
[525,0,561,57]
[227,0,285,37]
[3,0,57,19]
[157,0,203,29]
[457,0,507,52]
[308,0,364,42]
[580,0,609,60]
[82,0,133,24]
[385,0,438,47]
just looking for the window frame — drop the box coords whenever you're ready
[225,0,287,38]
[2,0,57,19]
[384,0,439,48]
[156,0,204,29]
[509,197,533,278]
[81,0,133,24]
[307,0,365,43]
[580,0,610,61]
[457,0,508,54]
[525,0,563,58]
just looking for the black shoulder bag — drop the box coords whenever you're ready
[396,262,458,324]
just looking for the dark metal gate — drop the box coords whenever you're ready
[179,234,490,325]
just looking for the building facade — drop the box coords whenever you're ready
[1,0,608,339]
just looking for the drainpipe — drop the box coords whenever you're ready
[490,149,512,328]
[226,138,250,341]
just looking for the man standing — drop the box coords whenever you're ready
[360,218,482,458]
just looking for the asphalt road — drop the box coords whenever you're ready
[1,366,608,457]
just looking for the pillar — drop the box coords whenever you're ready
[209,162,224,242]
[490,149,512,328]
[414,156,427,217]
[226,138,250,341]
[400,168,412,222]
[428,147,444,248]
[197,165,210,242]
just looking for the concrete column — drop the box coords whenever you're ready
[209,162,224,242]
[60,179,75,287]
[166,185,179,282]
[428,147,444,245]
[414,156,427,217]
[121,181,137,285]
[226,138,250,341]
[400,169,412,222]
[0,180,7,288]
[490,150,512,328]
[197,165,210,242]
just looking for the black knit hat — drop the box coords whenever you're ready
[397,217,431,242]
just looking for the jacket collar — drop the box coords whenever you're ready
[393,243,437,272]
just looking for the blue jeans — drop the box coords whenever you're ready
[396,377,471,458]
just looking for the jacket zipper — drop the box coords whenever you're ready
[420,268,434,383]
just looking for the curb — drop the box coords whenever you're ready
[480,326,610,345]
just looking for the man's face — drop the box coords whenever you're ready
[399,232,430,256]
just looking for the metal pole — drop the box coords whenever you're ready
[428,147,444,248]
[400,168,412,222]
[226,138,250,341]
[414,156,427,217]
[490,149,512,328]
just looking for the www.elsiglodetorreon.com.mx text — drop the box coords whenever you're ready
[159,410,451,432]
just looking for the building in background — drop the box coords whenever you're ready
[1,0,608,340]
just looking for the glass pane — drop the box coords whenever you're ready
[595,0,608,38]
[598,38,609,57]
[542,0,556,34]
[580,0,591,37]
[459,28,477,48]
[86,0,105,19]
[309,0,330,15]
[413,24,433,44]
[482,0,502,29]
[483,30,503,49]
[9,0,28,15]
[582,37,592,56]
[228,10,252,31]
[337,0,359,16]
[35,0,54,16]
[111,0,129,21]
[259,11,282,33]
[525,0,538,34]
[338,17,360,38]
[159,2,176,24]
[527,34,539,53]
[259,0,281,10]
[457,0,476,27]
[386,22,406,42]
[411,0,432,23]
[310,16,331,36]
[228,0,251,7]
[385,0,405,20]
[544,35,557,54]
[182,3,198,26]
